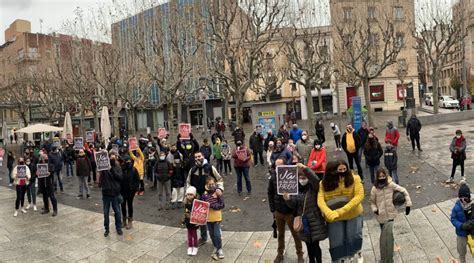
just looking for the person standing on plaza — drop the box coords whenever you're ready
[212,138,223,174]
[383,139,399,183]
[357,122,369,166]
[283,163,327,263]
[277,125,290,145]
[184,186,199,256]
[268,157,304,263]
[296,131,313,164]
[289,124,303,144]
[271,138,293,166]
[450,181,474,263]
[199,138,213,163]
[85,143,97,184]
[221,140,232,176]
[249,128,264,167]
[12,158,31,217]
[100,151,123,237]
[154,150,172,210]
[384,121,400,150]
[48,147,64,193]
[231,127,245,146]
[169,144,185,209]
[406,114,423,152]
[447,129,467,183]
[186,151,224,247]
[318,160,364,262]
[232,140,252,196]
[120,154,139,229]
[369,168,411,263]
[129,147,145,195]
[341,125,364,181]
[330,123,342,151]
[364,133,384,184]
[38,154,58,216]
[7,150,15,187]
[25,156,38,211]
[145,146,158,189]
[264,129,277,152]
[76,149,92,200]
[315,119,326,145]
[211,128,223,145]
[307,139,327,180]
[62,144,75,177]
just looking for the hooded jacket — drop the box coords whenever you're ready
[289,127,303,143]
[154,159,172,182]
[296,138,313,164]
[249,132,264,152]
[450,136,467,160]
[99,162,123,197]
[76,155,91,177]
[364,139,383,166]
[406,117,422,136]
[383,146,398,170]
[451,200,474,237]
[307,147,327,173]
[186,160,224,196]
[369,179,411,224]
[385,126,400,146]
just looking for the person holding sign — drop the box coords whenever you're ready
[268,158,304,263]
[317,160,364,262]
[120,155,140,229]
[37,155,58,216]
[129,148,145,196]
[76,150,92,200]
[183,186,199,256]
[99,152,123,237]
[25,157,38,211]
[12,158,31,217]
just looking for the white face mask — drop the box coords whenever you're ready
[456,135,462,139]
[159,156,166,160]
[302,135,307,140]
[299,179,309,186]
[315,145,321,150]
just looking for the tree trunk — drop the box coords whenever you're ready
[113,107,120,138]
[128,109,136,135]
[362,79,374,127]
[432,70,439,114]
[79,108,85,136]
[317,87,324,114]
[304,85,315,133]
[222,97,228,124]
[93,110,99,132]
[177,100,182,125]
[266,94,270,102]
[167,103,174,133]
[235,95,243,127]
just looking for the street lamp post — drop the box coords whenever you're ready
[199,77,208,135]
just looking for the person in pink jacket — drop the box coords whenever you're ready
[307,139,326,179]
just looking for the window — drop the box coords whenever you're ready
[370,85,385,102]
[150,82,160,105]
[343,7,353,21]
[396,32,405,48]
[368,6,376,20]
[394,6,404,21]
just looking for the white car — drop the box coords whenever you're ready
[439,96,459,108]
[424,93,433,106]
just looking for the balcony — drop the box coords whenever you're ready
[16,52,41,64]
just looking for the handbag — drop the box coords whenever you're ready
[468,234,474,255]
[326,196,349,210]
[293,193,308,232]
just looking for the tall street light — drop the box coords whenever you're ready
[199,77,209,134]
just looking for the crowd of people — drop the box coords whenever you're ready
[4,113,473,262]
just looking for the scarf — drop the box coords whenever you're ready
[455,136,464,148]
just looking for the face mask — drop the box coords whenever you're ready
[337,171,346,177]
[276,144,282,150]
[160,156,166,160]
[207,185,216,193]
[148,143,152,147]
[299,179,309,186]
[26,161,31,165]
[302,135,307,140]
[315,145,321,150]
[195,159,203,167]
[456,135,461,139]
[19,161,24,165]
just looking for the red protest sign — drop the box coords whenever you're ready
[179,123,191,140]
[190,199,210,225]
[128,137,138,151]
[158,128,167,139]
[0,148,5,158]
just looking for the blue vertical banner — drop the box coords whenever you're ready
[352,96,362,132]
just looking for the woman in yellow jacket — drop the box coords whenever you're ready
[129,148,145,196]
[318,159,364,263]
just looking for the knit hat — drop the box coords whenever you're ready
[459,180,471,198]
[186,186,197,196]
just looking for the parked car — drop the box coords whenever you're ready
[424,93,433,106]
[439,95,459,108]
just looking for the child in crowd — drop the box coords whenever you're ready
[383,139,399,184]
[221,140,232,176]
[451,181,473,263]
[200,177,225,260]
[200,139,213,162]
[184,186,199,256]
[369,168,411,263]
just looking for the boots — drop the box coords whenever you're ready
[122,216,128,229]
[127,217,133,229]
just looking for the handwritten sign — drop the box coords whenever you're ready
[179,123,191,140]
[73,137,84,150]
[276,165,299,195]
[158,128,167,139]
[95,150,111,171]
[37,163,49,178]
[128,137,138,151]
[85,131,95,143]
[17,165,28,184]
[190,199,210,225]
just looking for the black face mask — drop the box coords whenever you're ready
[19,162,24,165]
[337,171,346,177]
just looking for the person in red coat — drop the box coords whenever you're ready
[307,139,326,179]
[384,121,400,149]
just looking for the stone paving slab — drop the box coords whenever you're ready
[1,186,474,262]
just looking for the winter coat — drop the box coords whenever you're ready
[270,148,293,166]
[186,160,224,196]
[450,136,467,161]
[232,129,245,143]
[289,128,303,143]
[121,164,140,198]
[385,128,401,146]
[341,132,361,154]
[99,163,123,197]
[406,117,422,136]
[212,143,222,160]
[76,155,91,177]
[27,159,38,184]
[200,145,213,162]
[221,144,232,161]
[48,152,63,171]
[318,174,364,223]
[451,200,473,237]
[154,159,172,182]
[7,153,15,169]
[364,140,383,166]
[184,200,198,229]
[168,151,186,188]
[384,147,398,170]
[178,139,199,171]
[307,148,327,174]
[200,191,225,222]
[369,181,412,224]
[296,139,313,164]
[38,161,55,192]
[315,121,325,134]
[211,132,223,145]
[357,128,369,149]
[264,134,277,152]
[63,147,76,163]
[130,148,145,179]
[277,130,290,144]
[249,133,264,152]
[285,167,327,242]
[268,170,294,214]
[232,146,251,168]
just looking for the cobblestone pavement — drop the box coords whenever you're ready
[0,186,471,262]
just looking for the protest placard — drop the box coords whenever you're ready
[37,163,49,178]
[158,128,167,139]
[17,165,28,184]
[0,148,5,158]
[179,123,191,140]
[73,137,84,150]
[85,131,95,143]
[190,199,210,225]
[95,150,111,171]
[128,137,138,151]
[276,165,299,195]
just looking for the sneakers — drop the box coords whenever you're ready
[21,208,27,213]
[52,211,57,217]
[356,252,364,263]
[33,205,37,211]
[198,238,207,247]
[446,177,454,183]
[13,211,18,217]
[461,176,466,183]
[76,195,83,200]
[8,183,12,187]
[187,247,193,256]
[117,229,123,235]
[217,249,224,259]
[26,204,31,210]
[418,148,423,152]
[104,230,110,237]
[87,194,91,199]
[192,247,198,256]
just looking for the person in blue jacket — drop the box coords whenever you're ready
[451,181,474,263]
[289,124,303,144]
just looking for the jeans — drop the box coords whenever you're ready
[77,176,90,197]
[121,195,134,218]
[380,220,394,263]
[188,228,198,247]
[274,211,303,257]
[27,181,36,205]
[346,152,364,181]
[451,159,465,178]
[43,186,57,212]
[216,158,223,174]
[200,224,208,241]
[8,167,13,184]
[223,160,232,174]
[15,185,27,209]
[235,167,251,194]
[457,236,467,263]
[53,170,63,192]
[65,162,74,177]
[88,162,97,183]
[305,239,322,263]
[103,195,122,231]
[410,133,421,150]
[157,180,171,207]
[253,151,264,165]
[207,222,222,250]
[369,165,379,184]
[328,215,363,262]
[334,135,341,149]
[388,169,399,184]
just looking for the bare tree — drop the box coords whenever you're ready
[29,66,63,120]
[0,73,32,127]
[414,0,465,113]
[394,59,409,108]
[250,50,288,102]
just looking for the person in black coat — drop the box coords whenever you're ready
[406,114,423,152]
[120,154,139,229]
[341,124,364,181]
[364,134,383,184]
[357,122,369,166]
[7,151,15,186]
[314,119,325,145]
[249,129,264,166]
[231,127,245,145]
[38,155,58,216]
[264,130,277,152]
[169,148,185,209]
[154,151,172,210]
[76,150,91,199]
[99,152,123,237]
[48,147,64,192]
[25,156,38,210]
[62,144,76,177]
